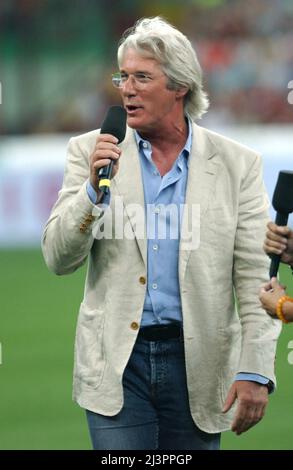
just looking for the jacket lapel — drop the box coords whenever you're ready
[179,124,219,283]
[112,127,147,266]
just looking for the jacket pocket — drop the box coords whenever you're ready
[74,302,106,388]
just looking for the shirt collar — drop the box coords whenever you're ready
[134,117,193,167]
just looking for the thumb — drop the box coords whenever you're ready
[222,384,237,413]
[270,277,278,286]
[271,277,287,291]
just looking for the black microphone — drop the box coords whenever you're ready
[98,106,127,195]
[269,170,293,278]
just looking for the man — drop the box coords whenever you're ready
[259,222,293,323]
[42,17,281,450]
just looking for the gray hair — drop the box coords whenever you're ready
[117,16,209,120]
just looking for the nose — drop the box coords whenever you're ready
[120,76,137,96]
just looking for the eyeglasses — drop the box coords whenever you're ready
[111,72,162,89]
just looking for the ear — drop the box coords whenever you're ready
[175,87,189,99]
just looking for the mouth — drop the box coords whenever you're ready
[125,104,143,114]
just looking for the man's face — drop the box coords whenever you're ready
[119,48,182,134]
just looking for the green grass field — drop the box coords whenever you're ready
[0,249,292,450]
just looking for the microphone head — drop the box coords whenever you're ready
[100,105,127,143]
[272,170,293,214]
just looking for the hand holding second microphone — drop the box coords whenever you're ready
[264,222,293,267]
[269,170,293,277]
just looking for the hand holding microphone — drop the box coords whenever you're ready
[268,170,293,277]
[265,222,293,267]
[90,106,127,198]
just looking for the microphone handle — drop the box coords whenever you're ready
[269,212,289,278]
[98,160,114,195]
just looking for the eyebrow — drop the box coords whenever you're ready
[119,69,152,75]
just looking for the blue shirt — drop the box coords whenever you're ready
[135,124,191,327]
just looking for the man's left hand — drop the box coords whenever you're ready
[222,380,268,435]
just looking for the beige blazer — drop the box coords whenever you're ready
[42,123,281,433]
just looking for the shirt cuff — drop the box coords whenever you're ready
[86,180,111,206]
[235,373,275,393]
[86,181,99,204]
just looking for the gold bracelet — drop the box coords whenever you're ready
[276,296,293,324]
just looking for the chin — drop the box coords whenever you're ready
[126,116,144,130]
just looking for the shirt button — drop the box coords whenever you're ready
[154,207,160,214]
[153,244,158,251]
[130,322,139,330]
[143,142,148,148]
[152,283,158,290]
[139,276,146,285]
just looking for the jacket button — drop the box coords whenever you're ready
[139,276,146,285]
[85,214,95,223]
[131,322,139,330]
[79,224,87,233]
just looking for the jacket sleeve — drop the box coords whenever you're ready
[42,135,103,275]
[233,152,282,382]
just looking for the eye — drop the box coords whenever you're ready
[120,73,128,83]
[134,73,151,83]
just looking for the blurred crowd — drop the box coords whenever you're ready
[0,0,292,135]
[191,0,293,125]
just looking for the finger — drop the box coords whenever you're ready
[240,403,266,434]
[262,280,273,291]
[264,237,288,248]
[97,134,119,144]
[92,150,121,164]
[236,418,260,435]
[270,277,281,289]
[267,222,291,236]
[265,225,289,244]
[232,404,256,435]
[259,288,270,298]
[93,144,121,157]
[276,225,291,236]
[254,403,266,422]
[264,239,287,253]
[93,159,112,171]
[93,157,121,176]
[231,404,248,435]
[271,277,287,292]
[95,140,121,150]
[222,386,237,413]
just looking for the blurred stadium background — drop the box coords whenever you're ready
[0,0,292,450]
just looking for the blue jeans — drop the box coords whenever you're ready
[86,334,220,450]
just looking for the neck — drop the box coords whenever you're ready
[139,116,188,151]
